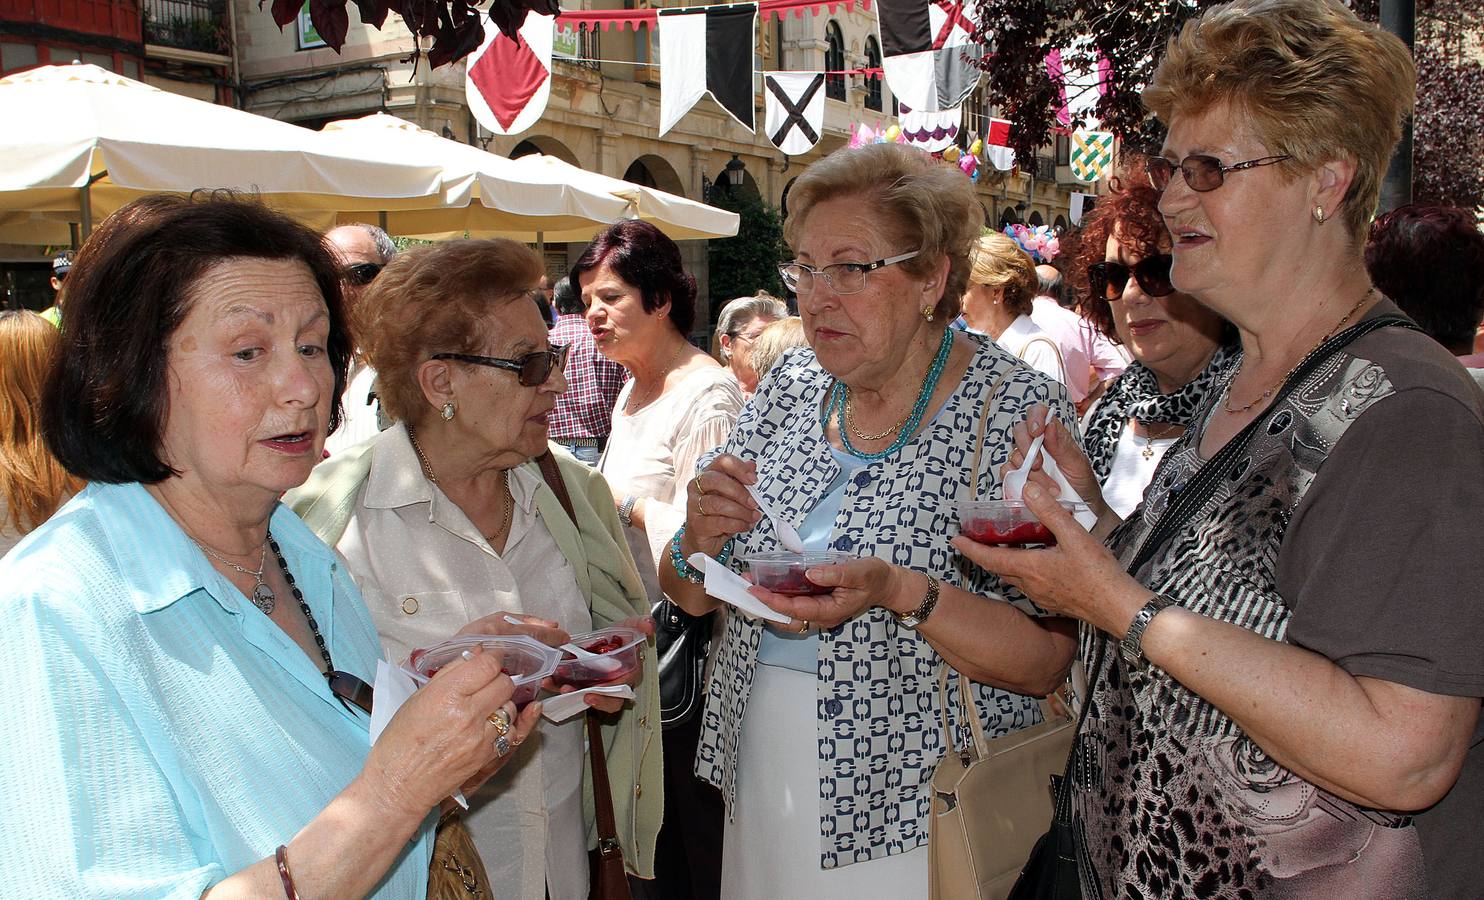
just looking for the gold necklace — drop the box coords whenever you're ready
[1223,288,1375,415]
[844,394,910,442]
[408,426,513,546]
[627,340,687,413]
[1136,420,1184,460]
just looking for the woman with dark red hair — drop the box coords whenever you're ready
[572,220,743,900]
[1071,153,1235,516]
[1365,204,1484,383]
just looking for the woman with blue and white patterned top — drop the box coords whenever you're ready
[658,144,1080,899]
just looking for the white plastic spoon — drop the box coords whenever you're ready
[1002,433,1045,501]
[746,483,806,552]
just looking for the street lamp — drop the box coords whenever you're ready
[724,154,747,190]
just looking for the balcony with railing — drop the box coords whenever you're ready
[141,0,229,58]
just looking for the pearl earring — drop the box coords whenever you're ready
[921,306,935,322]
[441,402,455,421]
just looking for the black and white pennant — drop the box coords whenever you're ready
[763,72,825,155]
[658,4,757,136]
[876,0,984,112]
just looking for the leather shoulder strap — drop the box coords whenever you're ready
[535,450,579,525]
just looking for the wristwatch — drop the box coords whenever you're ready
[895,574,941,630]
[617,495,638,528]
[1119,594,1176,666]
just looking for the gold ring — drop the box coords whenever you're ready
[797,619,810,634]
[487,710,511,735]
[697,498,707,517]
[693,474,708,496]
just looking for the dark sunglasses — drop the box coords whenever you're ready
[1087,254,1175,301]
[327,670,374,716]
[1145,154,1290,193]
[433,344,570,387]
[343,262,384,286]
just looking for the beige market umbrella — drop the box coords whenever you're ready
[0,64,451,245]
[326,114,739,242]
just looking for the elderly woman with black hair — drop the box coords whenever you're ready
[0,195,539,897]
[573,220,743,900]
[960,1,1484,895]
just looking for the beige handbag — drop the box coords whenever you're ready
[928,668,1077,900]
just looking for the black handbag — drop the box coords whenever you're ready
[653,599,713,729]
[1007,314,1418,900]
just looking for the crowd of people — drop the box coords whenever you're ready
[0,0,1481,898]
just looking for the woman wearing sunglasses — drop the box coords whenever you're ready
[286,238,660,900]
[1071,154,1234,517]
[959,2,1484,897]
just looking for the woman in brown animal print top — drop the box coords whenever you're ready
[956,2,1484,897]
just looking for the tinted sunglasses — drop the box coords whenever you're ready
[1087,255,1175,301]
[1145,154,1290,193]
[433,344,570,387]
[343,262,384,286]
[327,670,374,715]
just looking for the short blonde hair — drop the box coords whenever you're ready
[968,232,1038,317]
[784,143,982,323]
[1143,0,1414,239]
[750,316,807,380]
[712,293,788,362]
[357,239,544,425]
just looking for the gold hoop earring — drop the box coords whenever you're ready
[1313,205,1325,225]
[441,402,455,421]
[921,306,935,322]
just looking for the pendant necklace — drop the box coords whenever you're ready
[196,537,275,614]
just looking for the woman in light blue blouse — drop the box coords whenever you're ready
[658,144,1081,898]
[0,195,540,898]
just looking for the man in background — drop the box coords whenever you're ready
[323,223,397,456]
[548,277,626,464]
[40,251,73,328]
[1030,262,1129,412]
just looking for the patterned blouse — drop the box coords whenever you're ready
[695,336,1077,869]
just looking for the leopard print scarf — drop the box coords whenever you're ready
[1082,342,1239,482]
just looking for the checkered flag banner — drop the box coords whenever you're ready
[1071,131,1113,182]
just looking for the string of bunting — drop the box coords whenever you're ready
[557,0,874,31]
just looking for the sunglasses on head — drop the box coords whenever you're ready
[1087,254,1175,301]
[1145,154,1291,193]
[343,262,384,286]
[433,344,570,387]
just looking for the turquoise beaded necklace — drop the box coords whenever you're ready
[821,327,955,461]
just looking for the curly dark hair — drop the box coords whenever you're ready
[1069,152,1168,344]
[567,220,698,334]
[1365,205,1484,354]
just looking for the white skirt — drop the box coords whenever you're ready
[721,664,928,900]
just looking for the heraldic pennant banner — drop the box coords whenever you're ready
[763,72,826,155]
[659,3,758,137]
[466,12,554,135]
[876,0,984,113]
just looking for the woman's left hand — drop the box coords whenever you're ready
[571,615,656,713]
[951,483,1146,635]
[458,611,571,649]
[749,556,908,631]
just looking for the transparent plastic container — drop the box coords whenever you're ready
[407,634,560,708]
[956,498,1088,547]
[551,625,646,689]
[742,549,853,596]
